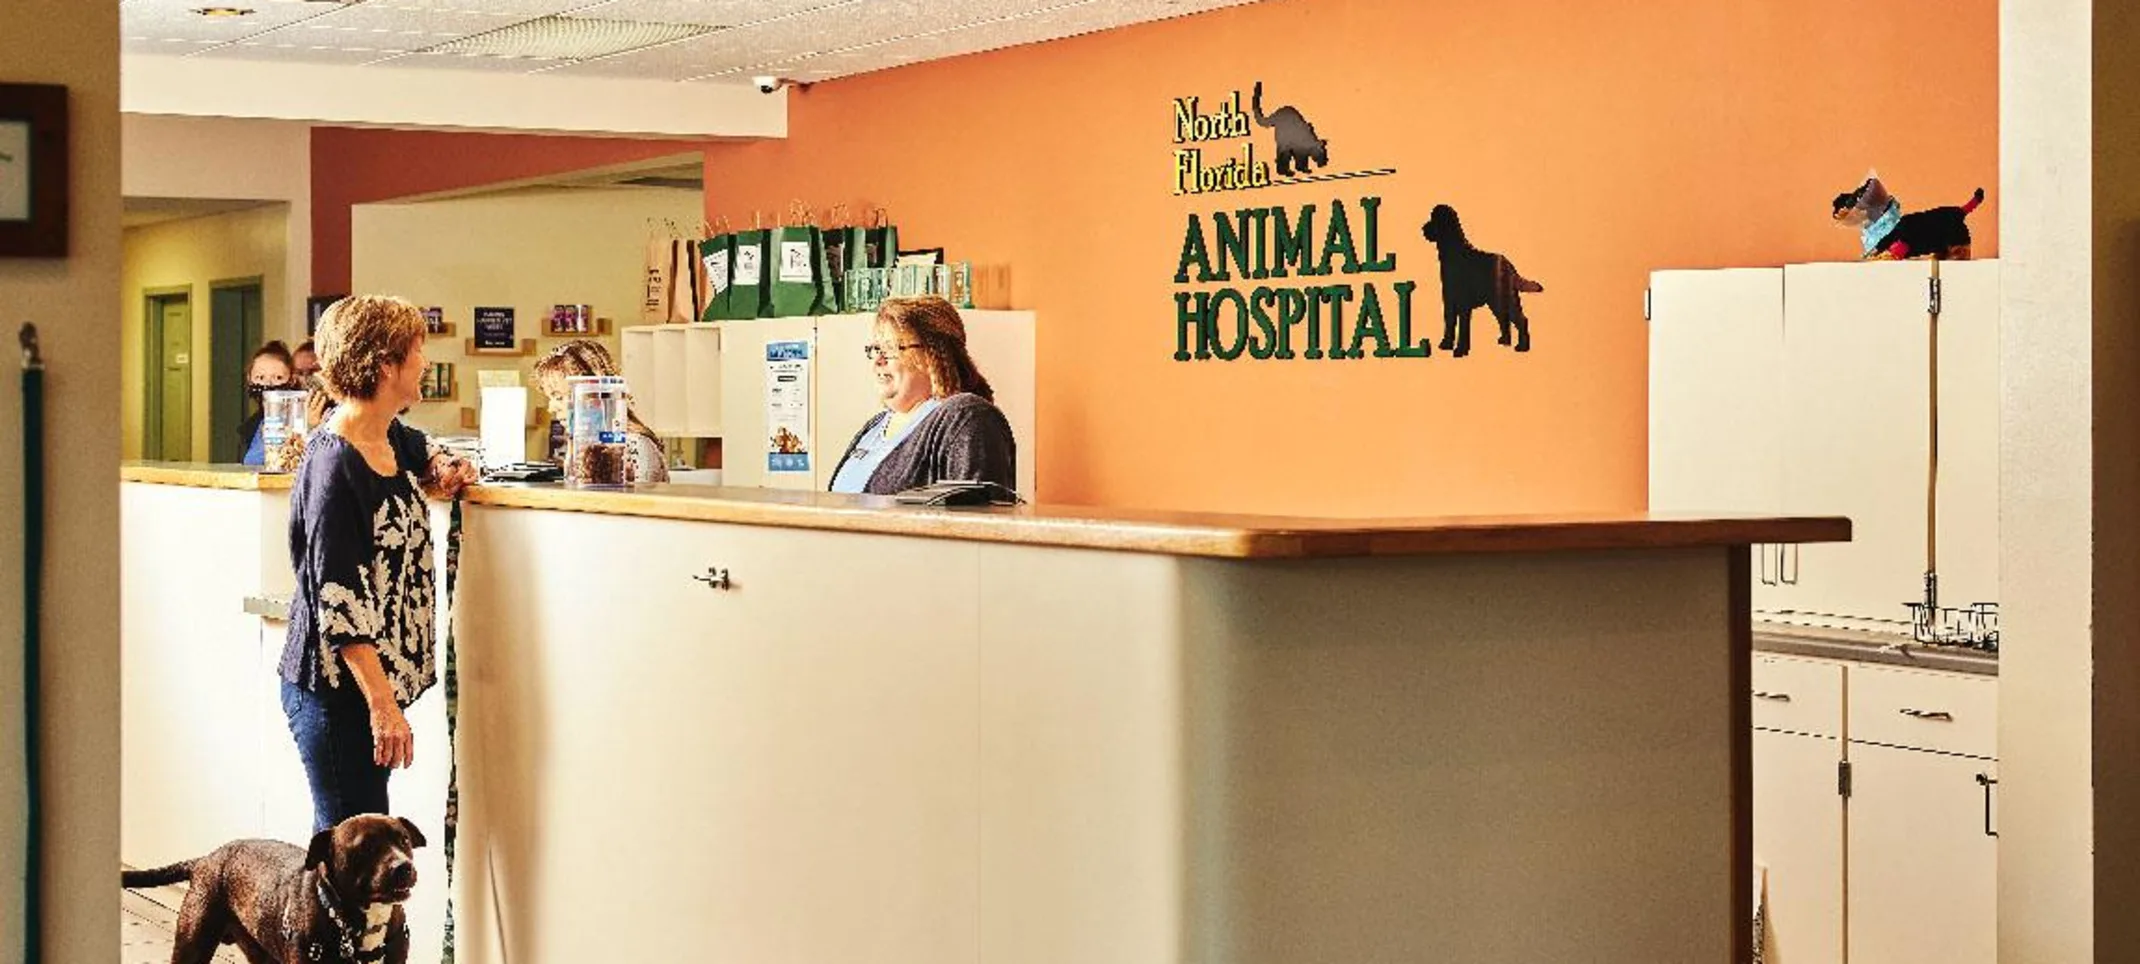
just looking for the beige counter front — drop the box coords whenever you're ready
[122,463,1848,964]
[448,483,1842,964]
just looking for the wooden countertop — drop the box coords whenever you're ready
[464,483,1849,559]
[122,462,293,491]
[122,462,1850,559]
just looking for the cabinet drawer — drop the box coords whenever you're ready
[1750,655,1844,737]
[1847,665,1997,758]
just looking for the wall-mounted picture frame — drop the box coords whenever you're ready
[0,83,70,259]
[306,295,345,336]
[423,306,450,335]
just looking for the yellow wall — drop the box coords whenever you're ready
[0,0,123,960]
[119,203,292,461]
[351,185,703,449]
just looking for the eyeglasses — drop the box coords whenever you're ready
[863,342,921,362]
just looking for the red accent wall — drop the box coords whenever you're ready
[310,126,706,296]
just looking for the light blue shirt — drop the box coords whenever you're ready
[829,398,941,494]
[242,422,266,467]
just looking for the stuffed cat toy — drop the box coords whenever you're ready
[1252,81,1328,178]
[1831,175,1985,260]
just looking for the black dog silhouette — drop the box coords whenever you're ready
[1421,205,1543,356]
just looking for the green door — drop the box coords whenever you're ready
[146,293,193,461]
[209,280,264,463]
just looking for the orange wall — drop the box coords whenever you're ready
[311,126,706,297]
[707,0,1995,517]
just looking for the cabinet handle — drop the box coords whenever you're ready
[1782,544,1799,585]
[1751,691,1792,702]
[692,567,732,591]
[1976,773,1998,837]
[1757,543,1777,586]
[1898,708,1954,721]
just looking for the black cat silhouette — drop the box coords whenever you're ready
[1421,205,1543,357]
[1253,81,1328,178]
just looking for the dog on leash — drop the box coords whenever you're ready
[1421,204,1544,357]
[122,814,425,964]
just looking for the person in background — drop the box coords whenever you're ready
[238,340,297,466]
[532,339,670,483]
[826,296,1016,495]
[293,340,320,381]
[280,294,477,833]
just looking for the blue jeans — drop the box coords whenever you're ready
[281,678,390,833]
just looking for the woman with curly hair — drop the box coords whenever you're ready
[278,294,478,832]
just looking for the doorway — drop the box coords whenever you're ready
[209,278,265,463]
[142,287,192,462]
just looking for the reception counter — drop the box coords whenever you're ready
[120,462,1848,964]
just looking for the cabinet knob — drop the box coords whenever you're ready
[1898,707,1954,721]
[1751,690,1792,702]
[692,567,732,591]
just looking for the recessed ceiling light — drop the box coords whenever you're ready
[193,6,255,17]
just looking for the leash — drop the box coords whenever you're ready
[440,499,464,964]
[19,322,45,964]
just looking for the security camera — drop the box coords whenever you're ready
[755,75,783,94]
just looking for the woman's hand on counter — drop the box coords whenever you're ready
[425,451,480,500]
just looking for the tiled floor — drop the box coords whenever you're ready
[120,884,245,964]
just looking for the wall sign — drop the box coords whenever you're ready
[473,307,517,350]
[1169,81,1542,361]
[0,83,68,259]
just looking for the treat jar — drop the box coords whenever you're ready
[566,375,631,488]
[260,389,311,474]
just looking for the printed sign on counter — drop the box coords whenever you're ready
[765,339,811,474]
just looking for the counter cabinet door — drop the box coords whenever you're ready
[1843,742,1998,964]
[1752,727,1844,964]
[455,506,983,964]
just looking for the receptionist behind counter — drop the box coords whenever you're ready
[826,296,1017,496]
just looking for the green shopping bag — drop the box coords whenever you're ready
[862,209,899,269]
[719,226,771,320]
[769,224,825,317]
[819,205,853,313]
[697,231,734,323]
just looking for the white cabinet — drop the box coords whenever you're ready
[1778,262,1933,632]
[717,311,1038,497]
[1648,268,1788,611]
[1748,656,1998,964]
[1930,261,2001,611]
[1844,744,1998,964]
[1754,728,1845,964]
[1650,260,1999,631]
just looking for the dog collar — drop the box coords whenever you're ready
[308,875,403,963]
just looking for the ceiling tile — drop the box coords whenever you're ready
[124,0,1275,80]
[121,35,226,55]
[340,0,606,14]
[120,0,336,44]
[213,42,407,64]
[277,3,528,40]
[575,0,856,29]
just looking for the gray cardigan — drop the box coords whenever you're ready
[828,392,1017,496]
